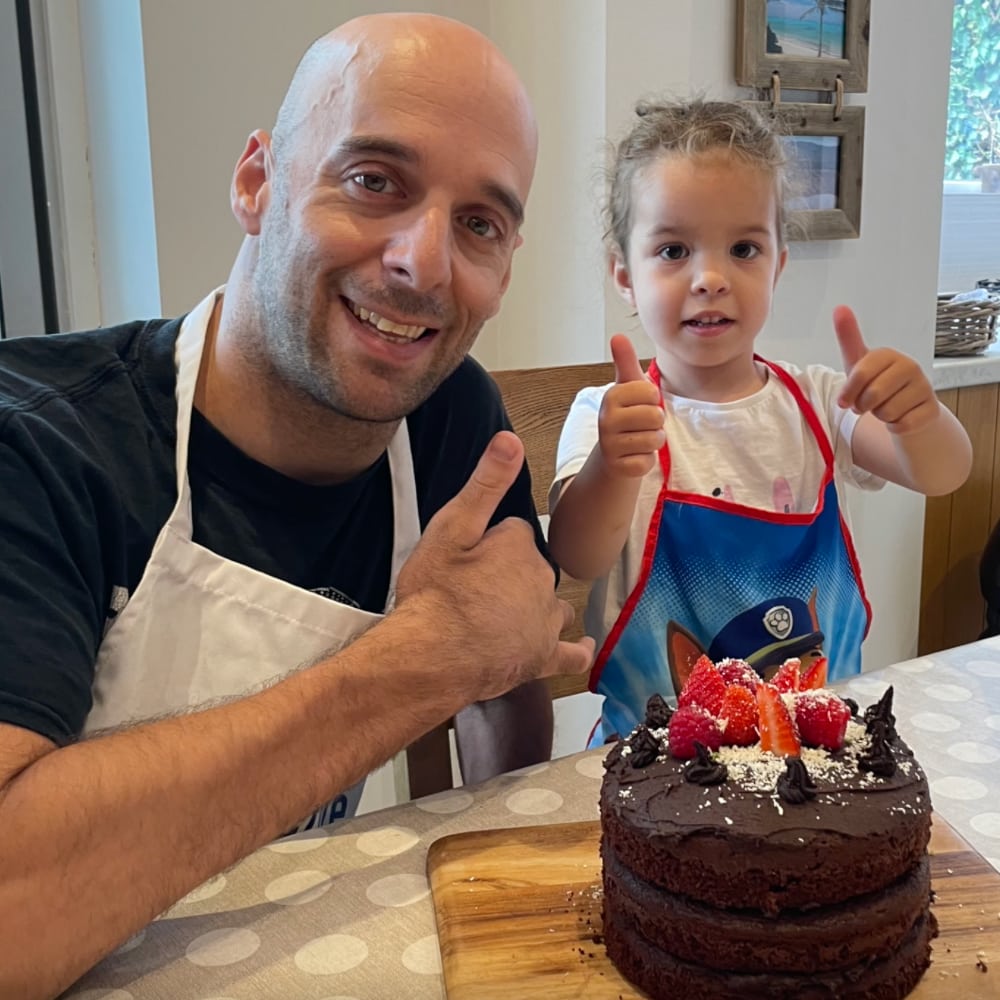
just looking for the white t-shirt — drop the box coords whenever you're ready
[551,361,884,651]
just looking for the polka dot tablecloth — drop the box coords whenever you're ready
[63,638,1000,999]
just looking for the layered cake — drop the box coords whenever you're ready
[600,656,936,1000]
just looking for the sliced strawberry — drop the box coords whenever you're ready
[718,684,758,746]
[771,658,802,694]
[756,683,801,757]
[800,656,829,690]
[795,690,851,750]
[716,658,762,694]
[667,704,724,760]
[677,655,727,715]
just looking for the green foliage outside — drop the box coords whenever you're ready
[946,0,1000,180]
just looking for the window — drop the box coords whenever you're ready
[939,0,1000,294]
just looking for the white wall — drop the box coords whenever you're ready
[55,0,956,801]
[75,0,161,323]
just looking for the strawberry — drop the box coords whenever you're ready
[771,658,802,694]
[677,655,727,715]
[667,704,723,760]
[795,690,851,750]
[800,656,829,690]
[717,684,758,746]
[756,683,801,757]
[716,658,762,694]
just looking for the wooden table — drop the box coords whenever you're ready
[63,637,1000,999]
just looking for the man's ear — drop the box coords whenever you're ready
[610,251,636,309]
[231,130,274,236]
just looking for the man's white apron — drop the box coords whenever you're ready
[88,291,420,829]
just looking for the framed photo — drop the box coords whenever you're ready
[746,101,865,241]
[736,0,870,92]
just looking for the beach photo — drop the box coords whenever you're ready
[766,0,846,60]
[784,135,841,212]
[736,0,869,92]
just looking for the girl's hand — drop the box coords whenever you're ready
[597,334,665,477]
[834,305,938,436]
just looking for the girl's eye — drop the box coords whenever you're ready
[658,244,688,260]
[732,242,761,260]
[466,216,501,240]
[350,173,397,194]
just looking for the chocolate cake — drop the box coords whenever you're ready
[599,662,936,1000]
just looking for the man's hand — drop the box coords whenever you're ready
[597,334,664,477]
[834,305,938,436]
[395,431,594,700]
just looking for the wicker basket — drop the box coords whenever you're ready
[935,293,1000,357]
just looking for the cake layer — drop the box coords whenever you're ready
[600,723,932,913]
[603,905,938,1000]
[602,844,932,974]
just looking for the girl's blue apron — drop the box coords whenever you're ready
[587,357,870,748]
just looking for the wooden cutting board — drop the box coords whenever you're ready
[427,817,1000,999]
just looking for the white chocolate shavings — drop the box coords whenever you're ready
[669,717,922,814]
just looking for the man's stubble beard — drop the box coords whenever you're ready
[252,221,478,424]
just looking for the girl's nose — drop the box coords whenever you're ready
[692,266,730,295]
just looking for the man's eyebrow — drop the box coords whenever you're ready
[334,135,524,226]
[484,182,524,227]
[337,135,420,163]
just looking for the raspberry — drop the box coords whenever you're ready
[771,658,802,693]
[795,690,851,750]
[800,656,829,690]
[756,683,801,757]
[668,704,723,760]
[716,658,762,694]
[717,684,758,746]
[677,655,727,715]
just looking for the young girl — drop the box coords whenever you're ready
[547,98,972,747]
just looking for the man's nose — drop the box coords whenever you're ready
[382,206,453,291]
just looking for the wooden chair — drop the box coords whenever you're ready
[403,358,621,799]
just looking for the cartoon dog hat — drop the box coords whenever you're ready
[708,596,824,674]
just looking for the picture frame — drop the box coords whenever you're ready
[736,0,871,92]
[746,101,865,241]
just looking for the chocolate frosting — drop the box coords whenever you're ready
[626,725,662,769]
[603,716,928,844]
[644,693,673,730]
[683,742,728,786]
[859,723,897,777]
[776,756,818,804]
[865,686,898,740]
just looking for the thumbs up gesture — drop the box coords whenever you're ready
[834,305,938,436]
[597,334,665,478]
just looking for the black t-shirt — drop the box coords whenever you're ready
[0,316,546,745]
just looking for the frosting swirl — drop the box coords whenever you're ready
[644,693,673,730]
[864,687,897,740]
[626,724,662,769]
[859,725,897,778]
[776,756,818,804]
[683,742,728,786]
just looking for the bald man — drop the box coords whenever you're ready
[0,14,592,997]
